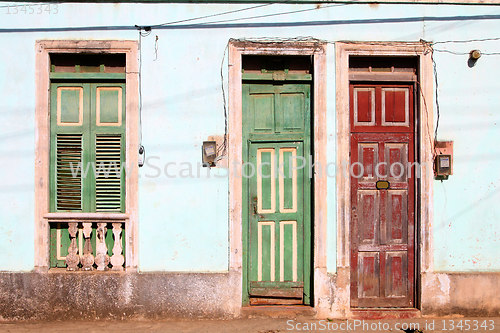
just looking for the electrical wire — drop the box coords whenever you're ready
[415,80,436,159]
[135,3,347,31]
[218,43,229,158]
[433,48,500,55]
[236,36,320,43]
[196,3,349,26]
[138,30,144,147]
[133,15,500,163]
[431,49,440,144]
[154,35,159,61]
[421,37,500,145]
[150,3,273,28]
[432,37,500,45]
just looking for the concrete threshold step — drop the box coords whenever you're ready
[241,305,316,319]
[351,308,421,319]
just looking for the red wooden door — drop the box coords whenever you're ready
[350,84,415,308]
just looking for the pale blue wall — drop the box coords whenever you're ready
[432,48,500,272]
[0,37,35,270]
[0,2,498,272]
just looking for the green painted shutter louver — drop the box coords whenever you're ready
[95,135,123,212]
[56,134,83,211]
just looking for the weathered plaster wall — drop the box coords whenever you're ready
[0,272,241,321]
[421,272,500,316]
[0,271,498,321]
[0,2,498,275]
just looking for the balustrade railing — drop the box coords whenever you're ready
[49,220,125,271]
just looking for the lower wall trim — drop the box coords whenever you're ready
[420,272,500,317]
[0,271,241,321]
[1,271,499,321]
[321,271,500,319]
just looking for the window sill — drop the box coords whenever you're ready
[44,212,128,222]
[47,267,129,274]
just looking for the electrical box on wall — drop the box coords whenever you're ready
[434,141,453,180]
[202,141,217,167]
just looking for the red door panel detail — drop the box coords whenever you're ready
[354,88,375,124]
[382,88,409,125]
[358,252,380,298]
[350,85,414,133]
[385,251,408,298]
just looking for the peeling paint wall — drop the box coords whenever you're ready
[0,2,498,276]
[421,272,500,316]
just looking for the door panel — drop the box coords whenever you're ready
[245,83,310,135]
[350,84,414,133]
[358,252,380,298]
[251,93,275,133]
[248,142,305,304]
[243,82,311,305]
[350,83,415,308]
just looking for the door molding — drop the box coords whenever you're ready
[228,40,327,310]
[335,42,434,314]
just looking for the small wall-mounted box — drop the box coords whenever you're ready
[434,141,453,180]
[202,141,217,167]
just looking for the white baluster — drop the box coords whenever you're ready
[110,223,124,271]
[66,222,79,271]
[81,222,94,271]
[95,223,110,271]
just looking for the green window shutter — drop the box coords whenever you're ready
[91,83,126,213]
[95,135,123,212]
[50,81,125,213]
[50,83,88,212]
[56,134,83,211]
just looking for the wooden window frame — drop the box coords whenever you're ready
[35,40,139,271]
[335,42,434,315]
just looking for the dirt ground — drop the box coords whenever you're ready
[0,317,498,333]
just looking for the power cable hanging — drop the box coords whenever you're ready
[132,20,500,163]
[217,43,229,160]
[431,50,440,144]
[137,27,152,161]
[197,3,349,26]
[432,37,500,44]
[154,35,159,61]
[150,3,273,28]
[433,48,500,55]
[419,36,500,146]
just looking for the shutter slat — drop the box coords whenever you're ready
[56,134,82,211]
[95,134,122,212]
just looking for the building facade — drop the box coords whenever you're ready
[0,0,499,320]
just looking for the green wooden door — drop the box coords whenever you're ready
[243,82,312,305]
